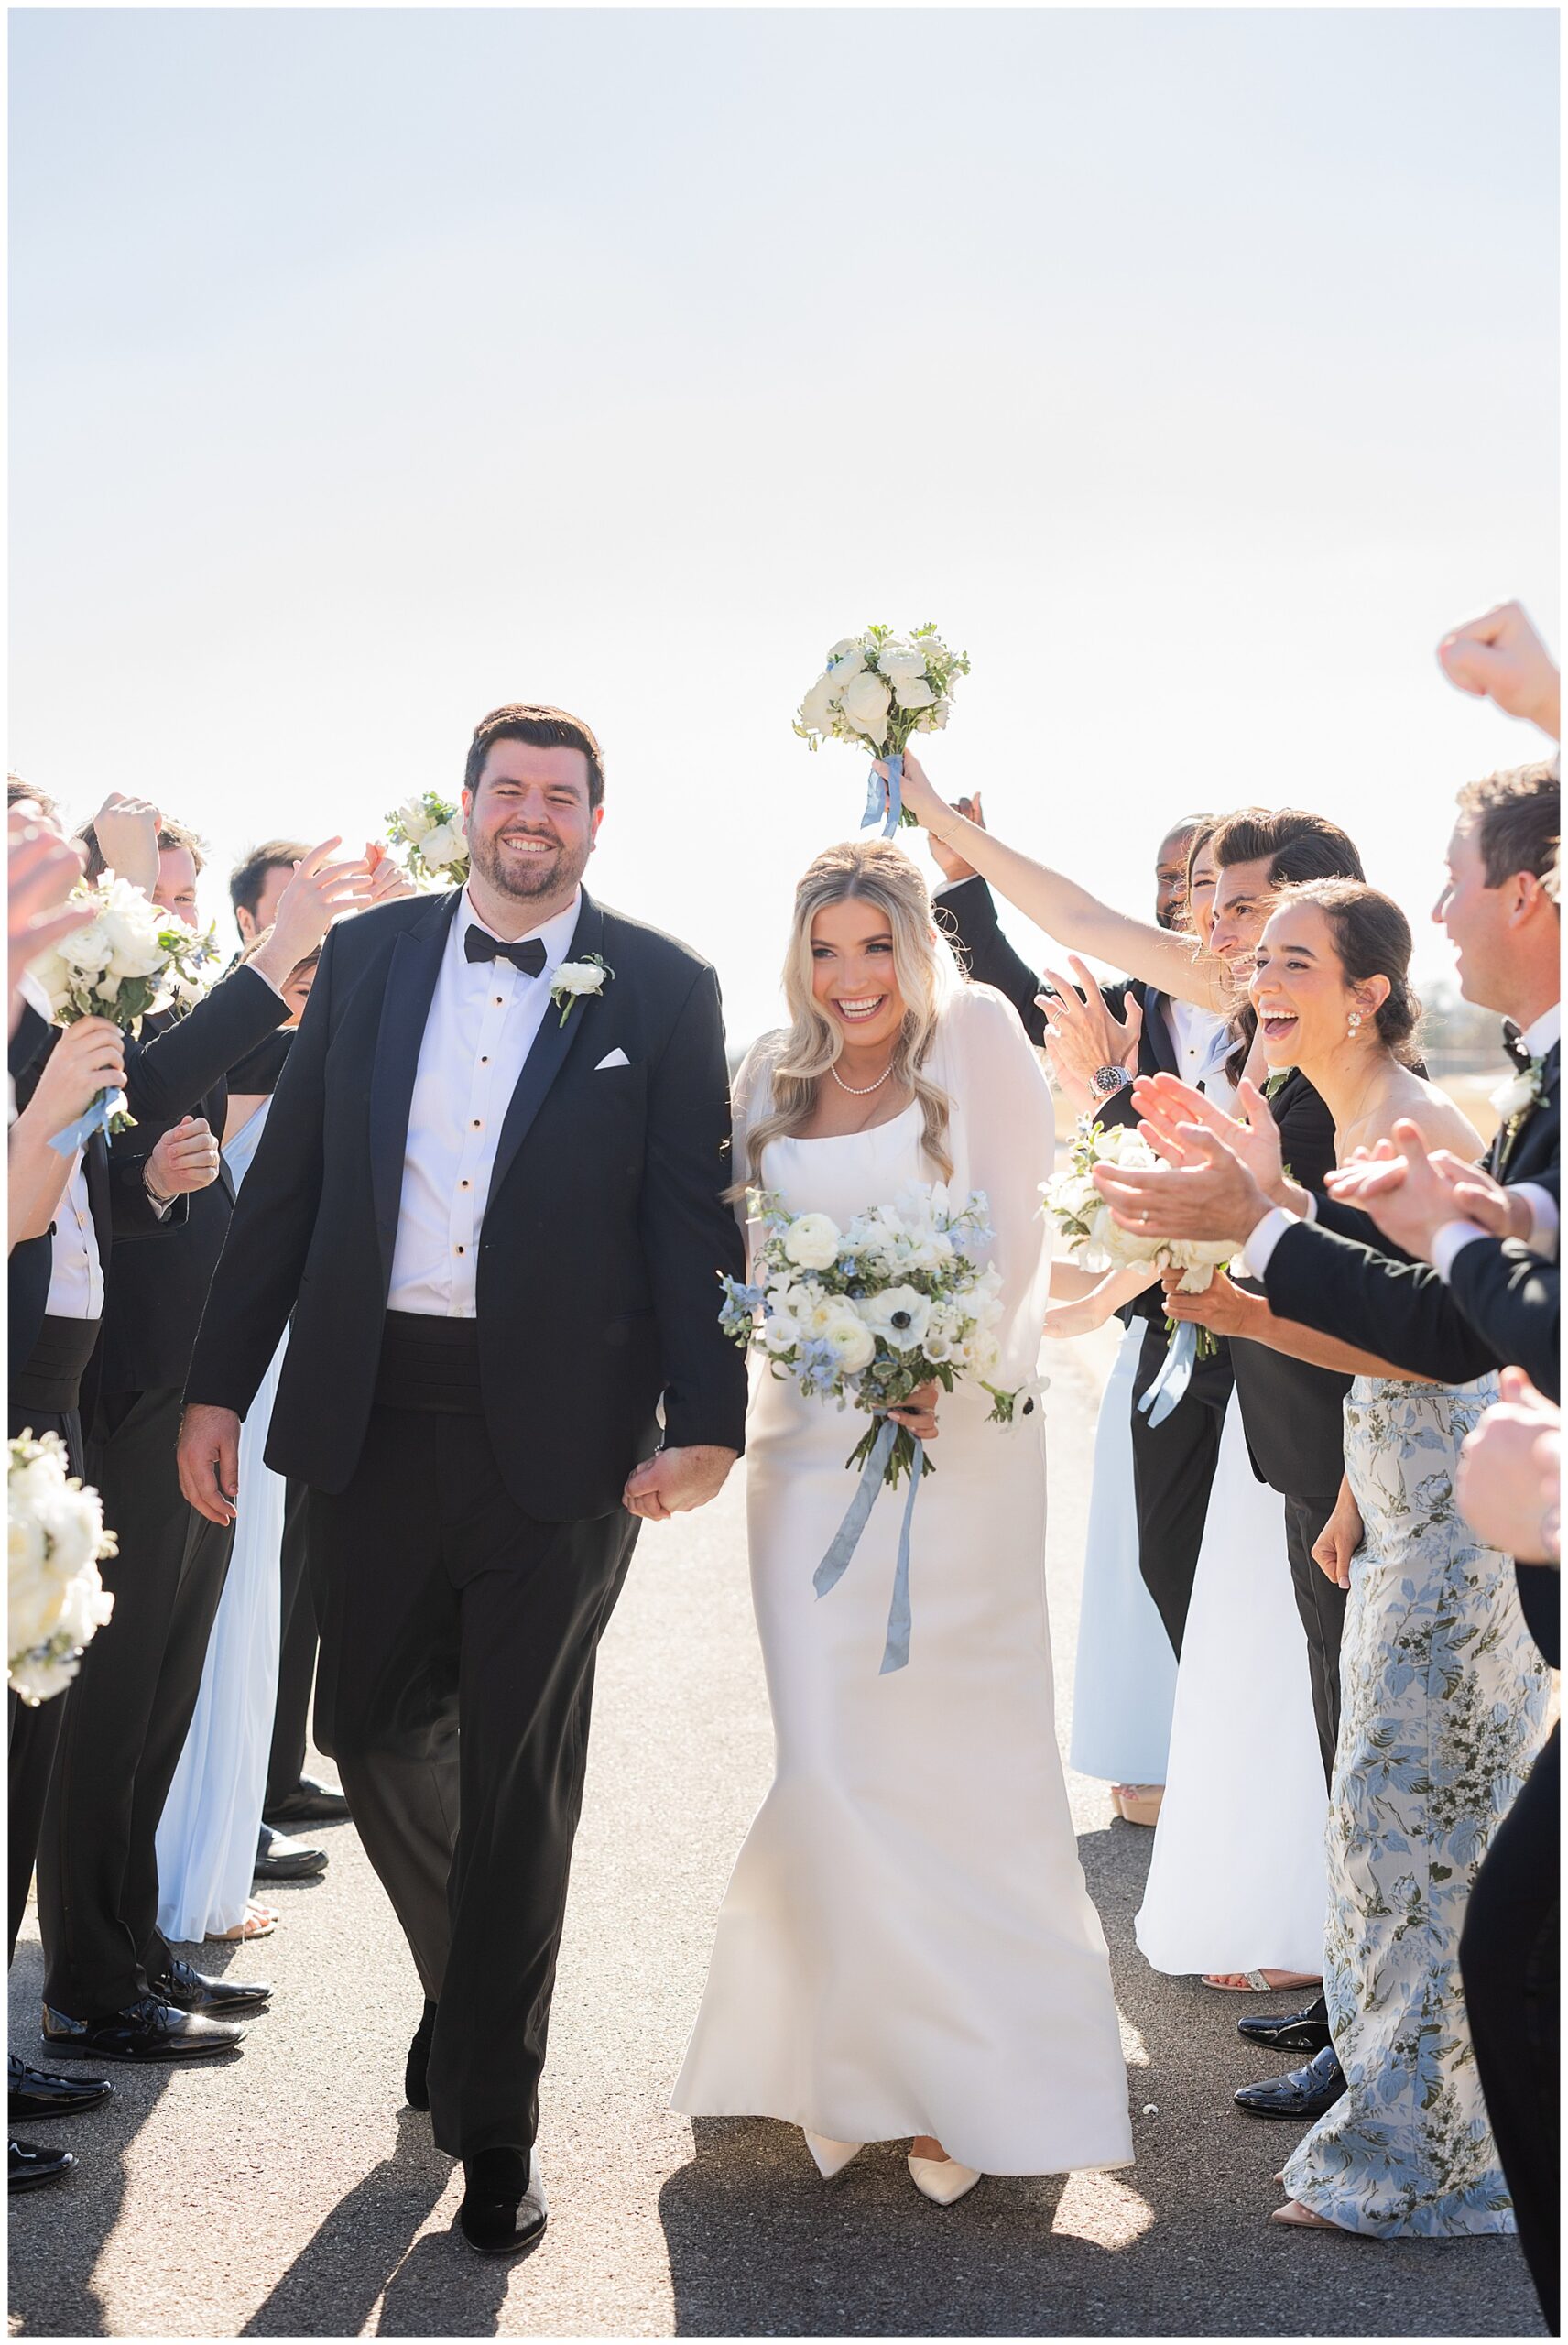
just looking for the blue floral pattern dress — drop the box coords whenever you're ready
[1282,1376,1551,2237]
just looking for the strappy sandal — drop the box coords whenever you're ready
[1270,2198,1344,2230]
[206,1898,278,1944]
[1111,1784,1164,1827]
[1201,1969,1321,1992]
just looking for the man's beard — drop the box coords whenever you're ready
[469,825,590,903]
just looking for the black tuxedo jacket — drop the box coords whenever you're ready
[185,888,750,1522]
[99,965,289,1397]
[1263,1043,1561,1388]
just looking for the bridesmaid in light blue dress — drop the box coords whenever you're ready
[155,1095,289,1944]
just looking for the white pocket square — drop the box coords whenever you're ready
[595,1047,630,1071]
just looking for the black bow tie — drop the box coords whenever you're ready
[1502,1025,1532,1071]
[464,928,546,978]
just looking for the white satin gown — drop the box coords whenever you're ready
[673,986,1133,2176]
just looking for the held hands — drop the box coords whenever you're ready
[178,1403,242,1527]
[1456,1369,1561,1564]
[89,792,162,895]
[1311,1480,1364,1590]
[622,1443,738,1523]
[1438,600,1560,741]
[146,1116,222,1199]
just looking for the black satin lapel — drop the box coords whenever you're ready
[488,895,605,1205]
[1144,990,1180,1077]
[368,897,460,1287]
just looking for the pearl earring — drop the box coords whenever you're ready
[1347,1009,1363,1037]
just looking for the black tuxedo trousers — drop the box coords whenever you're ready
[1128,1322,1233,1658]
[307,1402,639,2161]
[39,1387,234,2016]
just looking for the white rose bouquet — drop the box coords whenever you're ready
[793,623,971,833]
[386,792,469,887]
[720,1181,1016,1673]
[27,878,214,1149]
[1042,1117,1235,1423]
[8,1431,116,1707]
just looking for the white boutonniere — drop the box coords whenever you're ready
[1489,1058,1547,1131]
[549,954,614,1028]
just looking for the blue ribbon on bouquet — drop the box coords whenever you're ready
[813,1416,926,1674]
[861,750,904,838]
[47,1086,127,1158]
[1137,1318,1198,1430]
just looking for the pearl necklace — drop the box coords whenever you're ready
[830,1060,895,1097]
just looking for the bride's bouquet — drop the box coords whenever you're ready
[1042,1118,1234,1424]
[793,624,971,834]
[8,1431,116,1707]
[27,878,215,1151]
[720,1181,1016,1673]
[385,792,469,887]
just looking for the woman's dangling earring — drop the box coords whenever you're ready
[1347,1009,1363,1039]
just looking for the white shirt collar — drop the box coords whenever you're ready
[1521,1003,1561,1060]
[458,886,582,969]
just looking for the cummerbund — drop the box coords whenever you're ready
[12,1314,101,1415]
[373,1310,484,1415]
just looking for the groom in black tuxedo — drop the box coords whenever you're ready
[180,704,748,2254]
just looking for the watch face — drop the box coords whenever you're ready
[1092,1064,1127,1096]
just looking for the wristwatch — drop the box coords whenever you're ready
[1089,1063,1132,1102]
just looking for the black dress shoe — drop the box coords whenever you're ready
[459,2148,548,2256]
[1235,2045,1346,2121]
[150,1958,271,2015]
[405,2001,436,2113]
[264,1776,351,1827]
[10,2139,75,2193]
[41,1996,245,2063]
[1237,1994,1333,2056]
[8,2055,114,2122]
[255,1822,328,1881]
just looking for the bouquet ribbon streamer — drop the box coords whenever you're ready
[48,1087,127,1159]
[862,750,903,838]
[1138,1318,1197,1429]
[813,1416,925,1674]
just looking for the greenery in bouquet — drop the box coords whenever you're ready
[8,1431,116,1707]
[720,1182,1016,1487]
[793,625,971,824]
[386,792,470,886]
[27,877,215,1140]
[1041,1116,1234,1359]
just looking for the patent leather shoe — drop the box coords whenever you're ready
[8,2055,114,2122]
[1234,2045,1345,2121]
[264,1776,351,1827]
[1236,1995,1333,2056]
[41,1997,245,2063]
[255,1822,328,1881]
[149,1958,271,2015]
[459,2148,548,2256]
[10,2138,74,2193]
[406,2001,436,2112]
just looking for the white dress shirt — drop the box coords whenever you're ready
[387,889,583,1318]
[1160,994,1231,1092]
[45,1152,104,1321]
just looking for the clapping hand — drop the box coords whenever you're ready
[1092,1109,1272,1248]
[1323,1119,1498,1262]
[1438,600,1560,740]
[622,1444,738,1522]
[1134,1074,1299,1208]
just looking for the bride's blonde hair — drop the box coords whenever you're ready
[739,838,958,1188]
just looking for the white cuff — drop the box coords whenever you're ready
[1239,1205,1301,1281]
[1513,1181,1559,1262]
[1430,1219,1489,1284]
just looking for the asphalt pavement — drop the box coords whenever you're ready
[8,1330,1545,2338]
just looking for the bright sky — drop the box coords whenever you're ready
[11,7,1559,1047]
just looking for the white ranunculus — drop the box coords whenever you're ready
[1490,1073,1537,1122]
[99,905,168,983]
[59,920,114,980]
[923,696,953,732]
[822,1307,875,1372]
[892,674,937,713]
[551,960,606,998]
[839,670,892,748]
[827,637,866,665]
[877,644,927,688]
[782,1212,842,1271]
[54,1566,114,1649]
[419,823,464,872]
[396,795,435,843]
[862,1284,932,1351]
[797,671,842,739]
[33,1485,105,1580]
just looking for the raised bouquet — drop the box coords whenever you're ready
[8,1431,116,1707]
[1041,1118,1235,1424]
[27,878,215,1150]
[386,792,469,887]
[720,1182,1016,1673]
[793,623,971,833]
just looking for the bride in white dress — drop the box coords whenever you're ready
[672,840,1133,2203]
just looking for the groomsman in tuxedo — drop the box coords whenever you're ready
[180,703,748,2256]
[37,816,370,2065]
[934,802,1235,1655]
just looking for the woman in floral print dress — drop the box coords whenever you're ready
[1160,879,1550,2236]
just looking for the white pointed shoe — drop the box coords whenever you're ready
[908,2153,983,2206]
[803,2130,863,2181]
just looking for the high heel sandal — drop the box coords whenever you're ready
[1112,1784,1164,1827]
